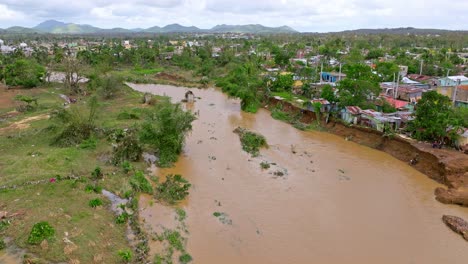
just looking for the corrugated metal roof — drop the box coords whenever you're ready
[345,106,361,115]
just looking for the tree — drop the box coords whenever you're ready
[139,100,196,167]
[407,91,464,143]
[320,84,337,103]
[337,78,380,108]
[271,73,294,92]
[375,61,399,82]
[62,56,85,94]
[4,59,45,88]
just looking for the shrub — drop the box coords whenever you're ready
[91,166,103,180]
[85,184,102,193]
[129,171,153,194]
[117,249,133,262]
[115,212,129,224]
[79,137,97,149]
[117,110,140,120]
[112,129,142,165]
[176,208,186,221]
[163,230,183,251]
[52,96,99,147]
[155,174,191,204]
[122,161,133,174]
[233,127,268,157]
[139,100,195,167]
[27,222,55,245]
[4,59,45,88]
[179,253,193,263]
[89,198,103,208]
[98,75,123,99]
[213,212,221,217]
[260,162,270,169]
[0,238,5,250]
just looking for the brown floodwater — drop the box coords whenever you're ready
[129,83,468,264]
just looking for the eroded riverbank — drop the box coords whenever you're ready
[129,83,468,264]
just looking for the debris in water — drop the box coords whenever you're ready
[213,212,232,225]
[442,215,468,241]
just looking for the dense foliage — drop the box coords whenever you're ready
[4,59,45,88]
[155,174,191,204]
[407,91,465,143]
[27,221,55,245]
[139,100,195,167]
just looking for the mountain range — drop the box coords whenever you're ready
[0,20,298,34]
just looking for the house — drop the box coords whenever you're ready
[439,75,468,86]
[436,85,468,106]
[306,99,331,112]
[395,86,424,103]
[341,106,362,124]
[381,96,409,109]
[320,72,346,83]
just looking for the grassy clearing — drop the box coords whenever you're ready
[0,84,155,263]
[0,181,128,263]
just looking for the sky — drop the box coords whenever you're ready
[0,0,467,32]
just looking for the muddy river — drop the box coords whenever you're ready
[130,83,468,264]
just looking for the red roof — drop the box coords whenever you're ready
[383,97,409,108]
[345,106,361,115]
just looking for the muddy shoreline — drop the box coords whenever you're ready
[267,98,468,206]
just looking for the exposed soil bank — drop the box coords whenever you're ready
[268,98,468,206]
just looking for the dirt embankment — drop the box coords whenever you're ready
[267,98,468,206]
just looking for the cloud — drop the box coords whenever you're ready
[0,0,466,31]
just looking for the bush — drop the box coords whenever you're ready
[233,127,268,157]
[115,212,129,224]
[112,129,142,165]
[117,249,133,262]
[122,161,133,174]
[4,59,45,88]
[98,75,123,99]
[155,174,191,204]
[139,100,195,167]
[0,238,5,250]
[89,198,103,208]
[79,137,97,149]
[129,171,153,194]
[27,221,55,245]
[260,162,270,169]
[117,110,140,120]
[91,166,103,180]
[52,96,99,147]
[85,184,102,193]
[179,253,193,263]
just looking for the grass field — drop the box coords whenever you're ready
[0,83,154,263]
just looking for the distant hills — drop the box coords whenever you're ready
[0,20,299,34]
[1,21,466,35]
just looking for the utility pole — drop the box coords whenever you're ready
[419,60,423,75]
[319,62,323,84]
[453,79,460,106]
[338,63,342,82]
[394,73,400,99]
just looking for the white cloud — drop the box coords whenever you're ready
[0,0,466,31]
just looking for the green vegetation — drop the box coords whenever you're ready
[234,127,268,157]
[155,174,191,204]
[51,96,99,147]
[140,99,196,167]
[112,129,143,165]
[118,249,133,262]
[129,171,153,194]
[88,198,103,208]
[260,161,271,169]
[27,221,55,245]
[407,91,466,143]
[213,212,222,217]
[4,59,45,88]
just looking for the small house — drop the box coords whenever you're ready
[341,106,362,124]
[439,76,468,87]
[320,72,346,83]
[306,99,331,112]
